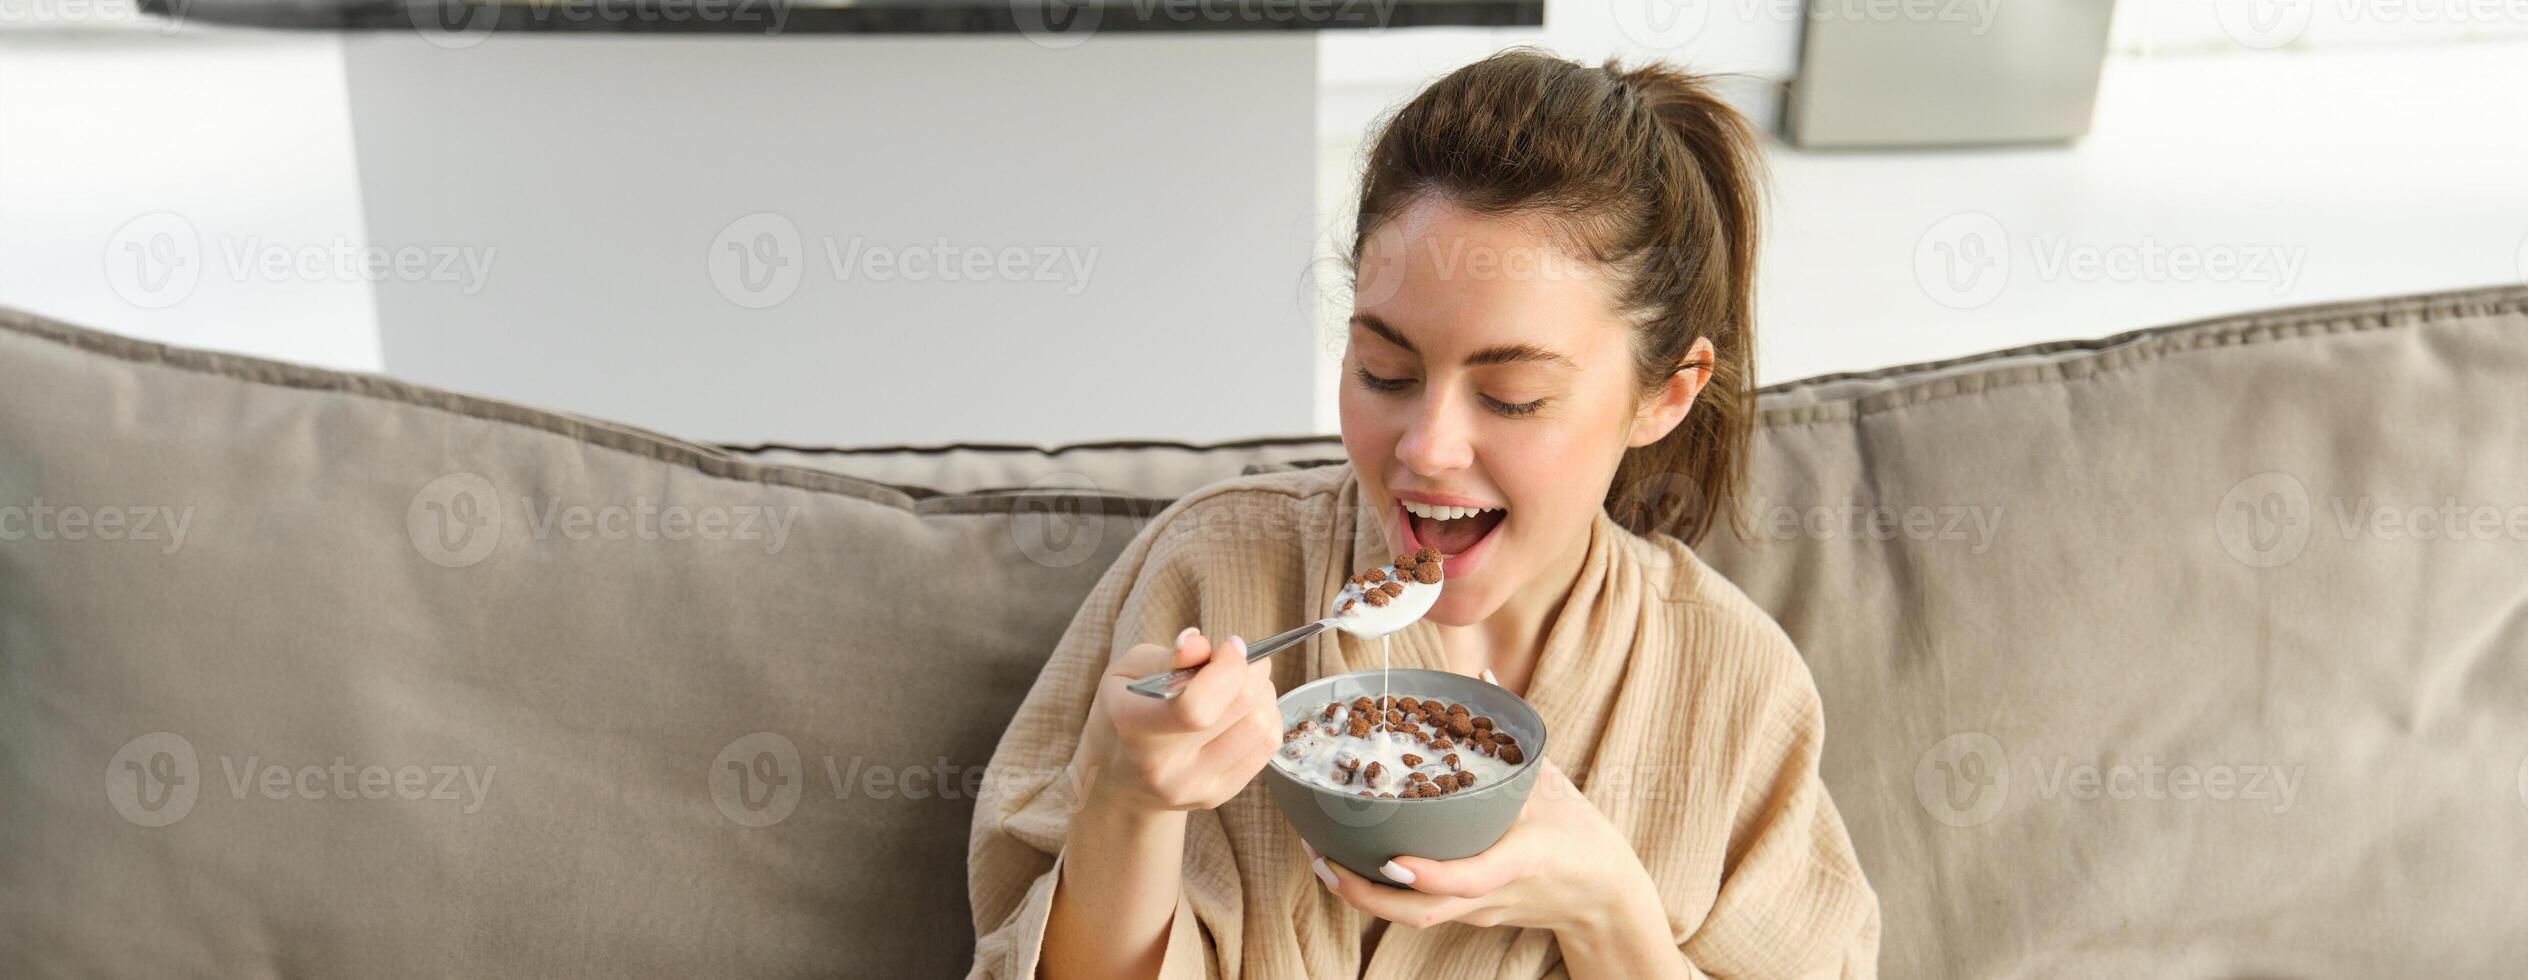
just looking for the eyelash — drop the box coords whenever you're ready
[1352,367,1546,418]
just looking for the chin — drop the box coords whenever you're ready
[1422,592,1494,629]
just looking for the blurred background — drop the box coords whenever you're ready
[5,0,2525,447]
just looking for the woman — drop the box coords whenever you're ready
[968,47,1880,978]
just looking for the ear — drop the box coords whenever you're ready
[1626,337,1716,449]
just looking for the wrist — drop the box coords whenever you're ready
[1075,752,1182,827]
[1557,856,1666,956]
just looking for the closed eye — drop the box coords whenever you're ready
[1352,367,1548,418]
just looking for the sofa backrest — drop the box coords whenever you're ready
[4,286,2525,978]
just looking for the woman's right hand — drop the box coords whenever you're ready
[1080,628,1283,813]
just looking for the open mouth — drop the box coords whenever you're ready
[1400,499,1506,560]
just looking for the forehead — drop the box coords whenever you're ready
[1354,198,1627,360]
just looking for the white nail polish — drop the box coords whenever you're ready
[1312,857,1338,891]
[1178,626,1200,643]
[1380,860,1417,885]
[1480,669,1498,685]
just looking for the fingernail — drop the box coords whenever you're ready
[1177,626,1200,644]
[1380,860,1416,885]
[1311,857,1337,891]
[1480,669,1498,685]
[1227,635,1247,656]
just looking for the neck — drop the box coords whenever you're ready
[1435,512,1594,691]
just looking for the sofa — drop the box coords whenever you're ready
[4,285,2525,978]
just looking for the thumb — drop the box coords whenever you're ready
[1171,626,1214,668]
[1381,851,1515,899]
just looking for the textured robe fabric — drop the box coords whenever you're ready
[968,463,1880,978]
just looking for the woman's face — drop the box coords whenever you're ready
[1340,196,1702,628]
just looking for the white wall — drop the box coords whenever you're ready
[0,19,381,371]
[342,32,1322,448]
[1307,8,2528,431]
[9,5,2525,447]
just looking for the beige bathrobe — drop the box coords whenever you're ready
[966,463,1880,978]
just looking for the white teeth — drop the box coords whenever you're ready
[1403,500,1502,521]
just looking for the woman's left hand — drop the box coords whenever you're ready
[1304,758,1659,934]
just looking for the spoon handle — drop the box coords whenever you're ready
[1125,619,1334,700]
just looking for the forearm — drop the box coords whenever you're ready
[1554,865,1696,980]
[1039,779,1189,980]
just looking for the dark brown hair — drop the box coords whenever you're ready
[1345,47,1766,546]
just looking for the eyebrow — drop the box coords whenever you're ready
[1349,314,1576,369]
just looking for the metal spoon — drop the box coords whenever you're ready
[1125,561,1442,700]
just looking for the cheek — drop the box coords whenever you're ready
[1344,386,1385,467]
[1336,387,1396,458]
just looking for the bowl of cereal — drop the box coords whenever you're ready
[1262,667,1547,886]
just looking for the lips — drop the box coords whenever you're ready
[1397,499,1504,581]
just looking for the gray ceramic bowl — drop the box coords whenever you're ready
[1262,668,1547,887]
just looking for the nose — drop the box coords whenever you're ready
[1394,387,1474,477]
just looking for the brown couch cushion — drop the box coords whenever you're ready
[4,285,2525,978]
